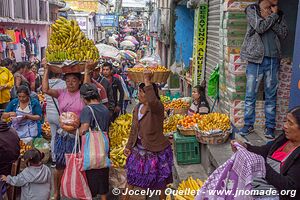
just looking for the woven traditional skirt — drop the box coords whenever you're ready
[125,139,173,189]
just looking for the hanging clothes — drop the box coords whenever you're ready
[5,30,16,43]
[14,30,21,44]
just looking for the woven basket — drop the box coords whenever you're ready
[48,62,98,74]
[177,126,196,136]
[172,107,188,115]
[196,129,231,145]
[128,71,171,83]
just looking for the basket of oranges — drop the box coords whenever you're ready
[177,114,202,136]
[164,99,190,116]
[127,65,171,83]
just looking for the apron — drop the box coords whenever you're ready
[11,102,38,141]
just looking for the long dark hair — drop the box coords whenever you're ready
[290,106,300,127]
[194,85,210,113]
[17,85,31,96]
[139,83,160,100]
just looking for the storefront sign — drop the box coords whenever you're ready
[66,1,99,12]
[76,17,88,30]
[192,3,208,86]
[95,15,119,27]
[289,3,300,109]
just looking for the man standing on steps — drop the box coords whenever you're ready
[239,0,288,139]
[102,62,124,122]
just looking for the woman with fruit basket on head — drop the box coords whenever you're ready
[188,85,210,116]
[42,58,90,200]
[124,71,173,200]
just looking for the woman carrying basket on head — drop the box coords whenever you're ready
[124,71,174,200]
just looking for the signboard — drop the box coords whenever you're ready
[192,3,208,86]
[289,3,300,109]
[95,15,119,27]
[122,0,146,8]
[66,1,98,12]
[76,16,88,30]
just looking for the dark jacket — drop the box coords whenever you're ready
[110,76,124,109]
[0,121,20,175]
[247,134,300,200]
[96,76,115,112]
[126,85,171,152]
[240,4,288,64]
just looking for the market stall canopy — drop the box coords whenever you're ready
[108,37,118,46]
[120,40,135,48]
[124,36,137,41]
[120,50,137,60]
[0,34,12,42]
[96,44,121,61]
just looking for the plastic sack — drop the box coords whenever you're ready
[33,138,50,164]
[208,66,219,98]
[139,53,161,68]
[59,112,80,132]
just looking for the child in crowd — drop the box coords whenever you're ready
[0,148,51,200]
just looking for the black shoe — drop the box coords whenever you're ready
[238,125,254,136]
[51,161,56,168]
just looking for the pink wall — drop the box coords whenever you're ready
[0,23,49,62]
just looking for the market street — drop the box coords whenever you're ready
[1,0,300,200]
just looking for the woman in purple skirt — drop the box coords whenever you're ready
[124,71,173,200]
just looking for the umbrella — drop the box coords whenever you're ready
[125,38,139,45]
[120,40,135,48]
[108,37,118,46]
[123,27,133,33]
[96,44,121,61]
[124,36,137,41]
[120,50,137,60]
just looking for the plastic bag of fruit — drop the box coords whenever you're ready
[33,138,50,164]
[59,112,80,132]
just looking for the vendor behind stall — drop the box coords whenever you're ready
[2,85,42,143]
[188,85,210,116]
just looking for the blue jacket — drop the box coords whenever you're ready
[5,98,42,137]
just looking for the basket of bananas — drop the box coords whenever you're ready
[46,17,99,73]
[128,65,171,83]
[195,113,232,144]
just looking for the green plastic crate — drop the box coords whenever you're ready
[174,132,201,165]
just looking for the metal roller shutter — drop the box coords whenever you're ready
[205,0,221,106]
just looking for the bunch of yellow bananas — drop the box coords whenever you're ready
[197,113,231,132]
[175,177,204,200]
[110,138,128,168]
[46,17,99,62]
[163,114,184,134]
[109,114,132,149]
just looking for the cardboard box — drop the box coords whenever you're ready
[231,116,266,128]
[223,1,256,12]
[223,28,247,38]
[224,37,244,47]
[229,54,247,64]
[229,100,264,109]
[224,46,241,56]
[224,12,246,20]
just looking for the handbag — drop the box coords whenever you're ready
[61,130,92,200]
[81,106,111,171]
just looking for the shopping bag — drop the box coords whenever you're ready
[61,130,92,200]
[81,106,111,170]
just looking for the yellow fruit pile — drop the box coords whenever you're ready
[128,65,170,72]
[165,99,190,110]
[163,114,184,134]
[109,114,132,149]
[42,122,51,137]
[110,138,128,168]
[38,93,45,102]
[46,17,99,62]
[20,141,32,155]
[174,177,204,200]
[178,114,202,129]
[197,113,231,132]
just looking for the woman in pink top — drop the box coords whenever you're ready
[42,59,86,200]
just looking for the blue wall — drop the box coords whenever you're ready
[175,6,194,68]
[289,2,300,109]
